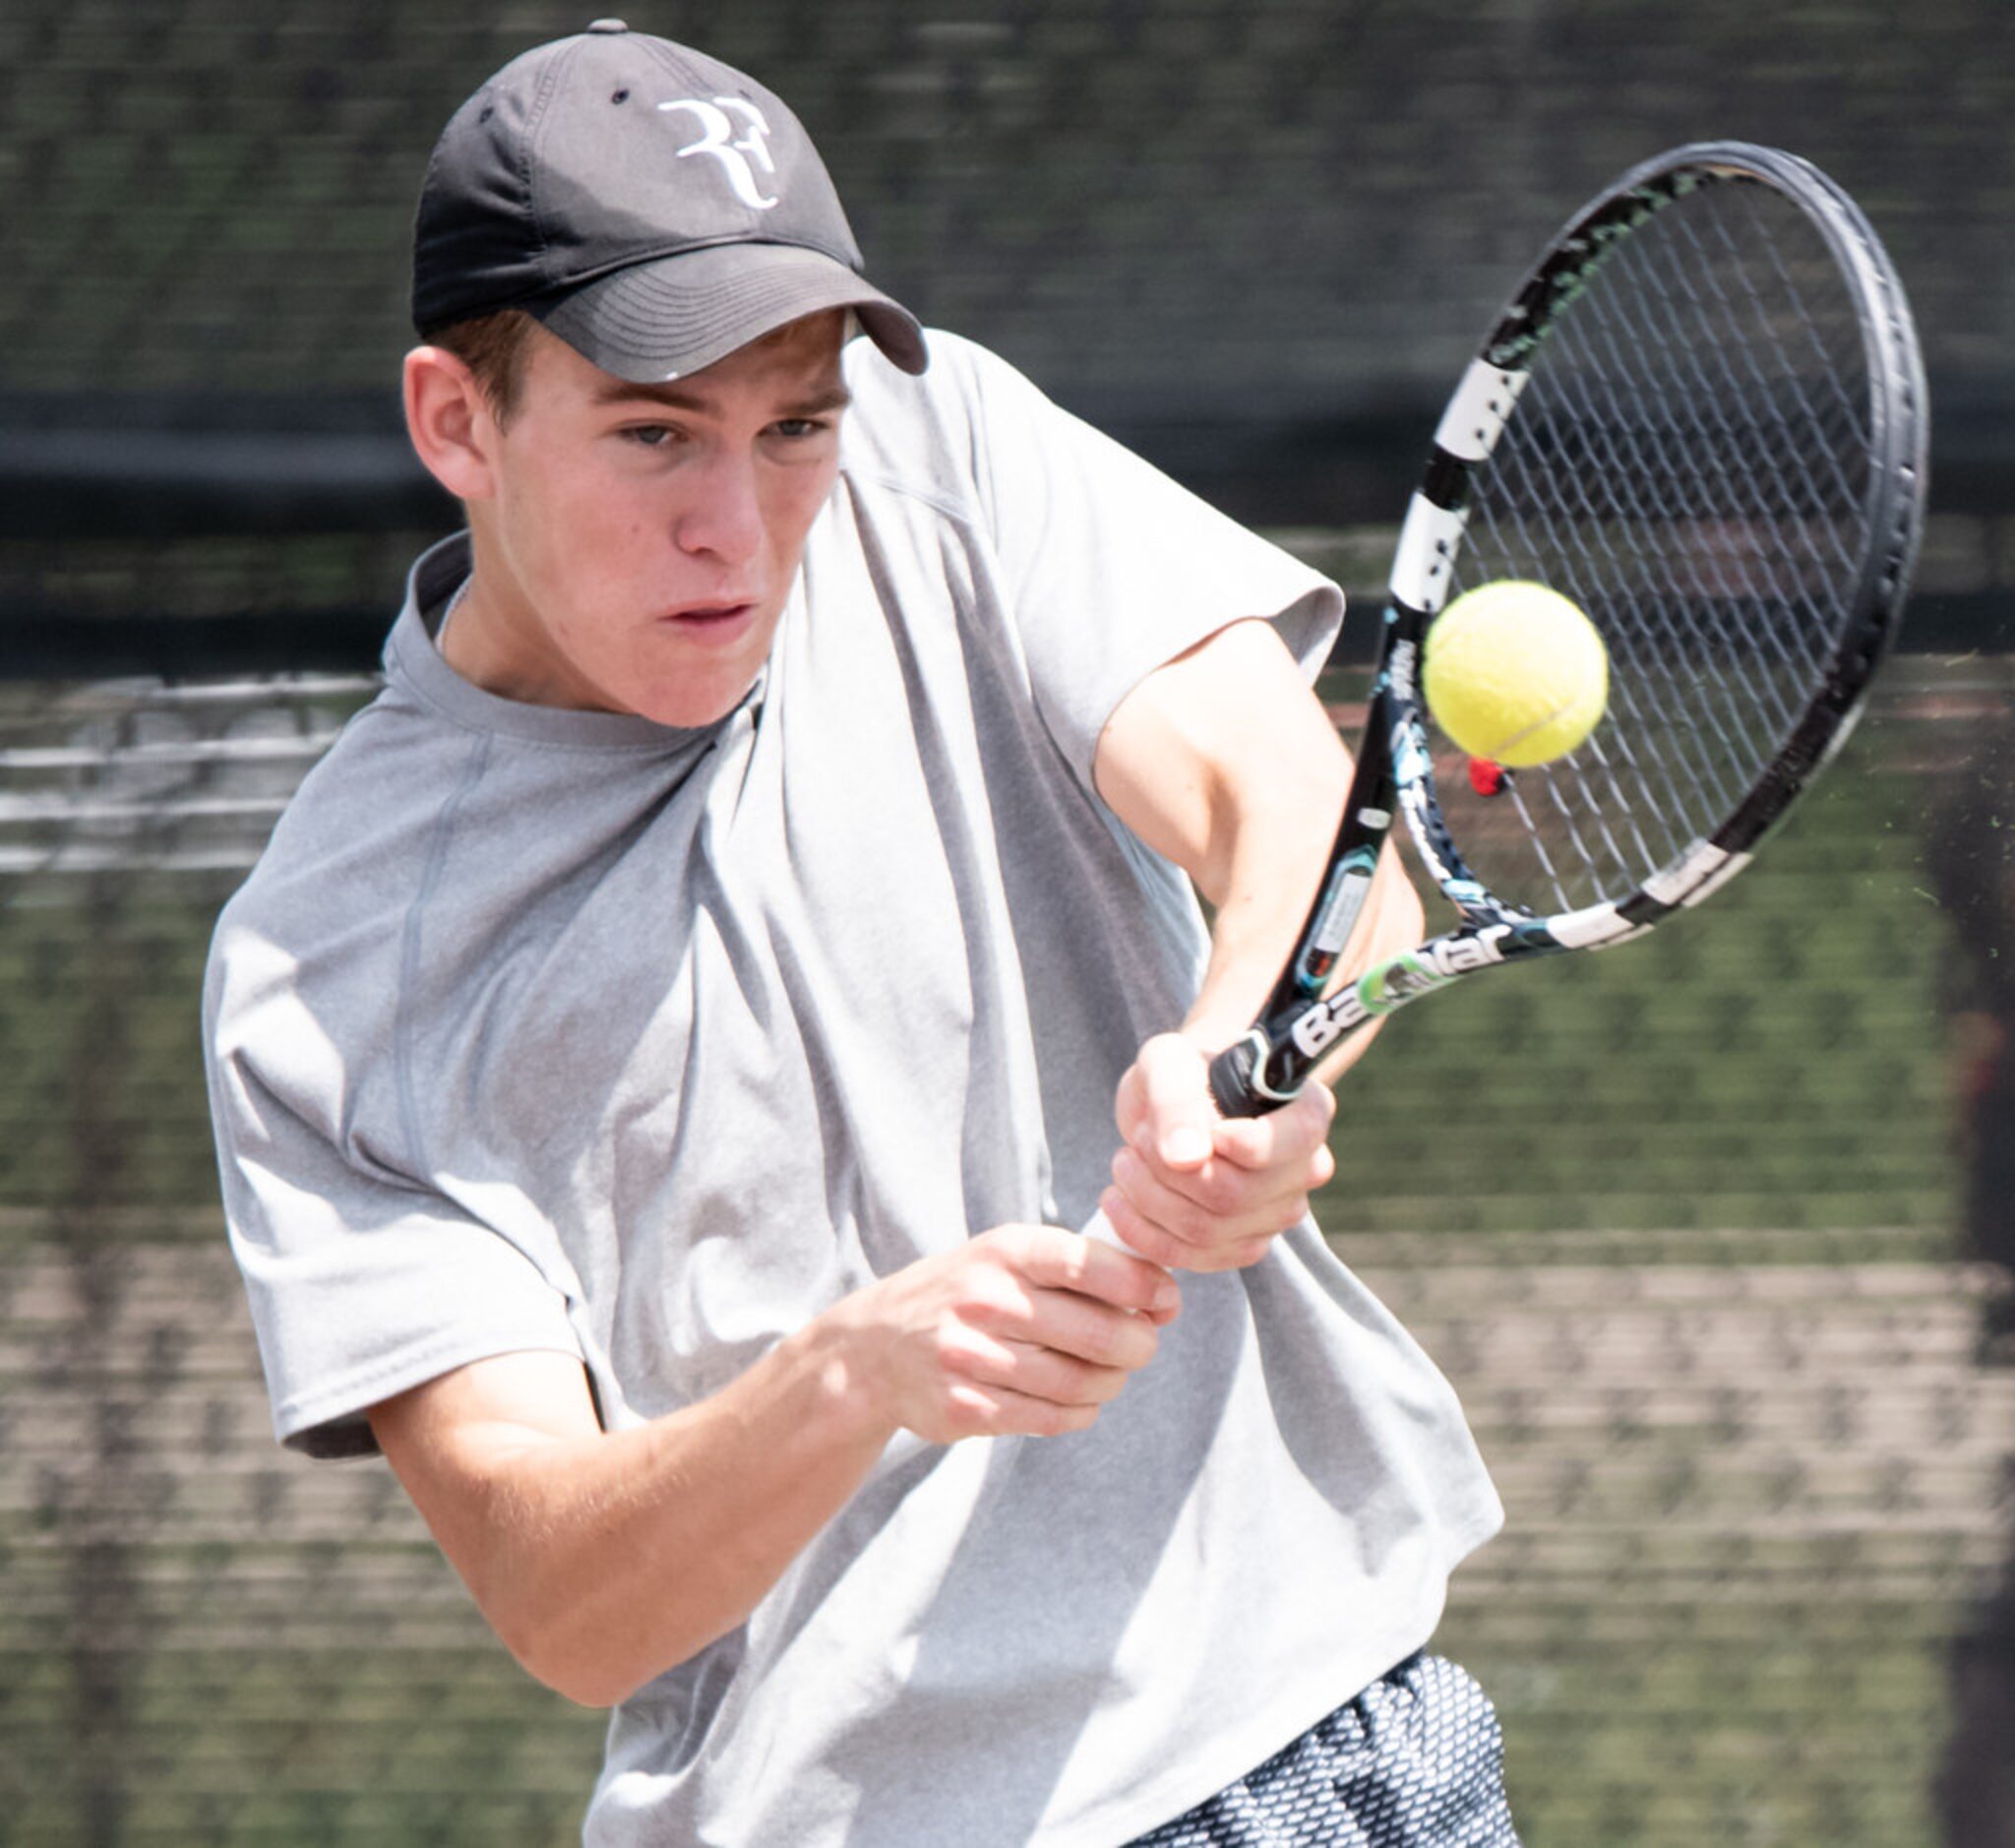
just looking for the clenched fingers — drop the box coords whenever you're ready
[846,1225,1176,1447]
[1107,1060,1335,1268]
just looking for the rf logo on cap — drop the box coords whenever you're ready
[658,97,778,211]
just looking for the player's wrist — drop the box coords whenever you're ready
[777,1308,905,1454]
[1175,1013,1251,1064]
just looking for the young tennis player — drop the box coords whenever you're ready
[204,24,1515,1844]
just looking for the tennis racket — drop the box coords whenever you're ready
[1087,139,1925,1243]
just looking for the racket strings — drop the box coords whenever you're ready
[1520,740,1660,918]
[1722,188,1877,504]
[1485,251,1797,822]
[1434,177,1877,916]
[1686,199,1873,576]
[1581,219,1840,700]
[1465,357,1758,897]
[1575,240,1830,746]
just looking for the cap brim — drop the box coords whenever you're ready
[530,243,927,383]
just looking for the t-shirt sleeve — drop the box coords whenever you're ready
[205,929,581,1460]
[950,336,1346,788]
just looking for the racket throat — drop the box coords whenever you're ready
[1292,847,1380,996]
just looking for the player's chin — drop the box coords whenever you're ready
[621,665,763,728]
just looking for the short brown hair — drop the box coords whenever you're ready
[428,308,539,426]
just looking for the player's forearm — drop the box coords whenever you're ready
[1180,758,1346,1052]
[1095,620,1353,1052]
[445,1323,891,1706]
[379,1229,1168,1704]
[1191,832,1426,1059]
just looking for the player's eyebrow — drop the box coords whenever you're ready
[591,378,853,419]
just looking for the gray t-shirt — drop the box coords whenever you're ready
[205,331,1502,1847]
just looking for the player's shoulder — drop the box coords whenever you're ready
[845,326,1014,411]
[207,693,447,994]
[839,329,1050,512]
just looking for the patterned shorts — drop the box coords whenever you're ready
[1127,1654,1521,1847]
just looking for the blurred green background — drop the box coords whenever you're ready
[2,2,2012,1843]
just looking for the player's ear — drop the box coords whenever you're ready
[403,345,498,503]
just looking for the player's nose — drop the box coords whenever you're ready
[673,453,764,566]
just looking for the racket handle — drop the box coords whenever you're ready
[1206,1030,1292,1120]
[1078,1205,1125,1249]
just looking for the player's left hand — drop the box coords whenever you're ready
[1097,1032,1336,1272]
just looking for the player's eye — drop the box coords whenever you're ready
[621,423,679,449]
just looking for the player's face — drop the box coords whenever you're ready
[459,312,849,727]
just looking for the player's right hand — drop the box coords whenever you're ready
[824,1225,1179,1446]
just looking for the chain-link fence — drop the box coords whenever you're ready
[3,645,2009,1848]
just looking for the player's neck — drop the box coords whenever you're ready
[438,543,616,715]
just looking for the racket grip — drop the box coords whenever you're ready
[1206,1032,1288,1119]
[1078,1205,1125,1249]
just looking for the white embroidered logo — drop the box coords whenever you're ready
[656,96,779,211]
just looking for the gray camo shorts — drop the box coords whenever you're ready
[1127,1653,1520,1847]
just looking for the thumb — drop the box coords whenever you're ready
[1126,1033,1216,1171]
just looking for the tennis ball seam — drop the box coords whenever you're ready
[1482,695,1594,764]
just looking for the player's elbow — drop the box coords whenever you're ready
[495,1601,650,1709]
[519,1651,634,1711]
[486,1564,731,1709]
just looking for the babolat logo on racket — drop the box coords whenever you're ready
[1289,929,1514,1058]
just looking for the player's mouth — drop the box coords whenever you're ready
[658,600,759,640]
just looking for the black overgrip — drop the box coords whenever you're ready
[1207,1036,1291,1119]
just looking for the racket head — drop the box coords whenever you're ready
[1386,141,1927,944]
[1210,143,1927,1119]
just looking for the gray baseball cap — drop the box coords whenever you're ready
[411,20,927,381]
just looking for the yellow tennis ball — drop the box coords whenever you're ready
[1422,581,1609,768]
